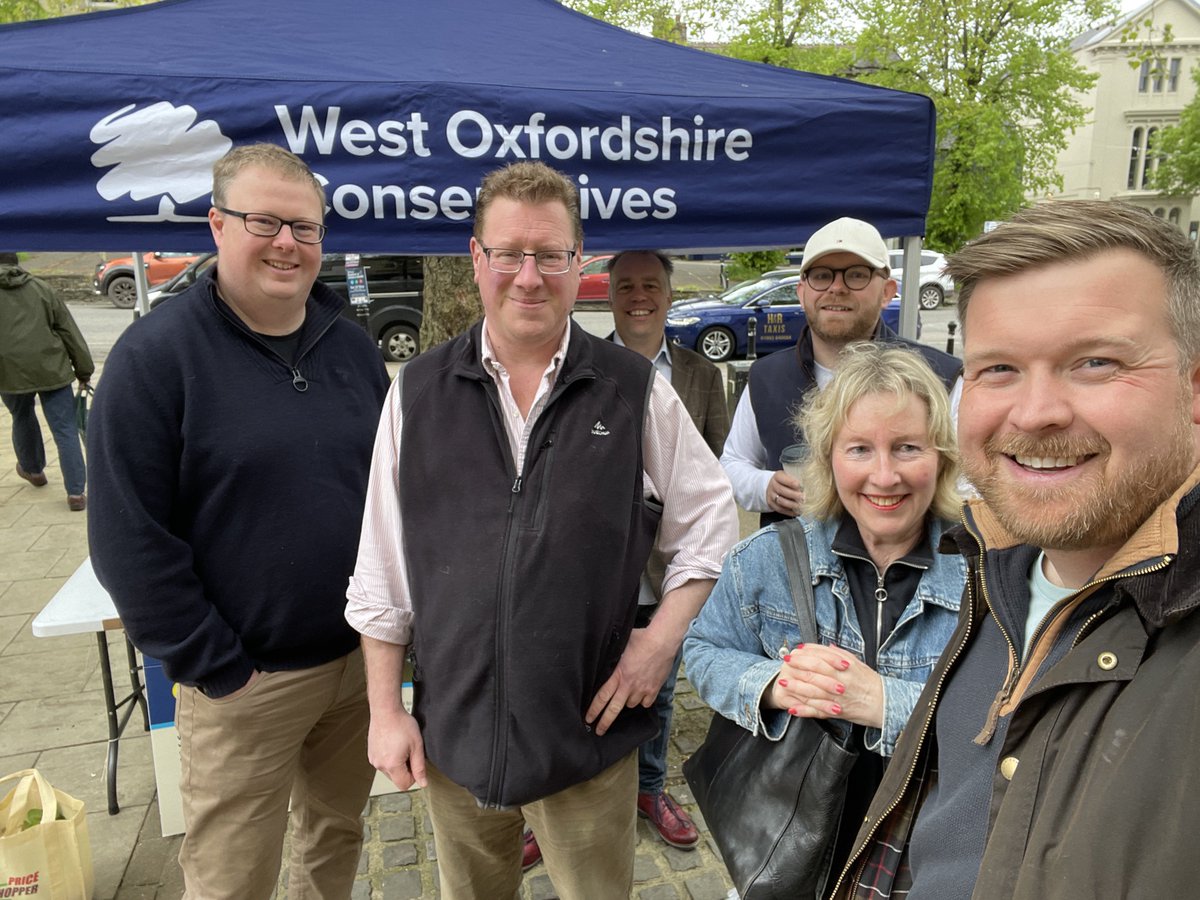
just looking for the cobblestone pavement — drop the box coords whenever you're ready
[350,675,733,900]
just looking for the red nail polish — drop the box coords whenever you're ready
[796,643,805,649]
[841,659,851,670]
[835,684,845,694]
[831,704,842,715]
[783,654,791,662]
[788,707,799,716]
[778,678,788,687]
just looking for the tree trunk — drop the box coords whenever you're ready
[421,256,481,353]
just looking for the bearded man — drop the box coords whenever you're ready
[720,216,960,524]
[832,200,1200,900]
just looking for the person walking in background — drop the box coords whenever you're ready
[88,144,390,900]
[522,249,731,868]
[0,251,93,511]
[685,343,966,888]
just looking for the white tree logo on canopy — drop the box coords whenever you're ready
[90,102,232,223]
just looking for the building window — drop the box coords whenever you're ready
[1140,58,1184,92]
[1169,207,1181,226]
[1129,127,1144,189]
[1143,127,1160,188]
[1153,207,1166,218]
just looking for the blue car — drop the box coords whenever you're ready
[665,274,905,362]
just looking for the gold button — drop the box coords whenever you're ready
[1000,756,1019,781]
[1097,652,1118,671]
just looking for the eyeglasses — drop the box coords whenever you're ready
[216,207,326,244]
[804,265,882,291]
[481,247,576,275]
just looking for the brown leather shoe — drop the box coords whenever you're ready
[522,829,541,871]
[67,494,86,511]
[16,464,47,487]
[637,790,699,849]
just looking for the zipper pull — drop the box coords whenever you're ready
[511,476,522,494]
[291,368,308,393]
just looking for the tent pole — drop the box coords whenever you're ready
[132,251,152,320]
[897,236,922,340]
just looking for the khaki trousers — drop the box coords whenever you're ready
[176,648,374,900]
[425,751,637,900]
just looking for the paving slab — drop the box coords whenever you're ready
[36,735,156,814]
[0,643,98,699]
[0,612,26,651]
[0,522,46,554]
[0,575,69,616]
[0,693,113,755]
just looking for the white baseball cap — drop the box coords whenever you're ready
[799,218,889,273]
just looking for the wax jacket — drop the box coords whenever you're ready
[683,515,964,757]
[0,264,94,393]
[832,464,1200,900]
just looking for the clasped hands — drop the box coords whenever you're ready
[766,643,884,730]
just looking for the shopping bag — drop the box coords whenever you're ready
[74,384,93,441]
[0,769,94,899]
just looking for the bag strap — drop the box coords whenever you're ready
[776,519,819,644]
[0,769,57,836]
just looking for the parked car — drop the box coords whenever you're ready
[576,254,613,303]
[93,251,206,309]
[887,249,954,310]
[665,275,906,362]
[147,252,425,363]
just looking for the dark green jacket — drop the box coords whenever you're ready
[0,264,94,393]
[833,463,1200,900]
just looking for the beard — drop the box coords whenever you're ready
[809,304,880,346]
[962,398,1197,553]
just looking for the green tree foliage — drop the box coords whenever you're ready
[1120,13,1174,72]
[0,0,156,23]
[561,0,720,42]
[835,0,1113,249]
[718,0,856,73]
[0,0,51,21]
[1151,66,1200,197]
[566,0,1115,252]
[725,249,787,283]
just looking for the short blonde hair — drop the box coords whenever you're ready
[211,143,325,212]
[473,162,582,247]
[948,200,1200,367]
[796,342,960,522]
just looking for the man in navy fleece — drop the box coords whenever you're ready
[87,144,389,900]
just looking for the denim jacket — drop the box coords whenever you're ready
[683,516,965,757]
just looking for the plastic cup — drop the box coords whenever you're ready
[780,443,805,486]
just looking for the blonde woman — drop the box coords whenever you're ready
[684,342,967,882]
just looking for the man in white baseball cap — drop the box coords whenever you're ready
[720,217,961,524]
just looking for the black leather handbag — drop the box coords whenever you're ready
[683,519,858,900]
